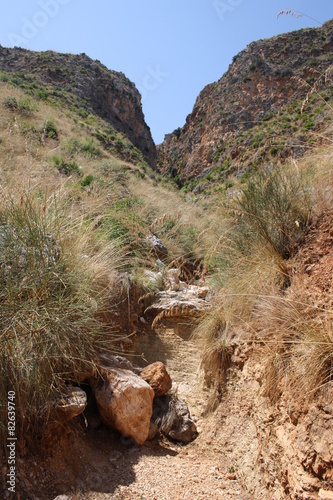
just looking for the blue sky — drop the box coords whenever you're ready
[0,1,332,144]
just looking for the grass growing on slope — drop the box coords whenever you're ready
[256,294,333,404]
[0,192,122,454]
[236,166,311,259]
[194,160,314,399]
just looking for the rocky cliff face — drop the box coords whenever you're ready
[0,47,156,166]
[158,20,333,185]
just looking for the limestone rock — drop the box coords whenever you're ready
[90,368,154,445]
[98,352,139,373]
[165,268,180,291]
[144,281,211,328]
[152,395,197,443]
[54,387,87,423]
[141,362,172,397]
[145,234,168,258]
[296,404,333,480]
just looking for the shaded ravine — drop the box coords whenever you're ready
[71,324,249,499]
[105,323,249,500]
[17,323,249,499]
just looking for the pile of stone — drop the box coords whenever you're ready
[54,354,197,446]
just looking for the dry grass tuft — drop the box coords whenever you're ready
[193,308,234,412]
[194,155,324,402]
[0,191,123,453]
[277,9,322,26]
[256,294,333,403]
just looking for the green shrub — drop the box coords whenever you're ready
[235,165,311,259]
[51,156,82,176]
[181,178,198,193]
[0,73,9,82]
[301,117,316,131]
[3,96,18,110]
[249,58,264,71]
[81,174,94,187]
[35,89,49,101]
[17,97,38,116]
[81,138,102,157]
[43,118,58,139]
[63,137,102,158]
[3,96,38,116]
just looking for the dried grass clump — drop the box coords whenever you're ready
[235,166,311,259]
[257,295,333,403]
[194,309,232,387]
[193,308,233,412]
[304,141,333,215]
[0,191,122,453]
[195,161,313,397]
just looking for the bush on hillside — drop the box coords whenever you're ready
[196,163,313,395]
[0,193,121,453]
[51,155,82,176]
[235,165,311,259]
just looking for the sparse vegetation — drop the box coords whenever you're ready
[3,96,38,116]
[50,155,82,176]
[194,141,333,406]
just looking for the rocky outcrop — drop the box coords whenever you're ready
[145,234,168,259]
[0,47,156,166]
[270,402,333,497]
[158,20,333,185]
[53,386,87,423]
[140,361,172,397]
[200,346,333,499]
[152,395,197,443]
[143,270,210,327]
[89,367,154,445]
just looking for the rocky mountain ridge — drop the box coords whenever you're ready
[158,19,333,190]
[0,46,156,166]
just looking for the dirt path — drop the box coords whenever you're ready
[86,323,248,500]
[18,323,249,500]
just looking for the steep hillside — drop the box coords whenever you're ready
[0,46,156,166]
[158,20,333,191]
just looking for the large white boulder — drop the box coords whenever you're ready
[89,368,154,445]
